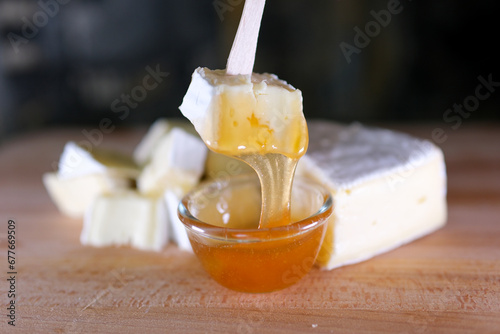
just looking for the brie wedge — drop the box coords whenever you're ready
[296,121,447,270]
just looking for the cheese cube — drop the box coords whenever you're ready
[81,191,168,251]
[137,128,207,195]
[133,118,197,166]
[58,142,139,180]
[179,67,308,158]
[164,190,192,252]
[43,172,130,218]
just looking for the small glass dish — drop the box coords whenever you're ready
[178,174,333,293]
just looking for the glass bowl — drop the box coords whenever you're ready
[178,174,333,293]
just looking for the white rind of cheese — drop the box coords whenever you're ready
[133,118,197,166]
[133,118,172,166]
[81,191,168,251]
[137,128,207,195]
[164,190,192,252]
[58,142,139,180]
[43,172,130,218]
[179,67,307,156]
[296,121,447,270]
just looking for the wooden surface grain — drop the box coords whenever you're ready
[0,122,499,333]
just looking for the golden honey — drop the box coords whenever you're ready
[205,90,308,229]
[179,175,332,292]
[189,218,326,293]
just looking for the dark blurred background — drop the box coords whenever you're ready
[1,0,499,141]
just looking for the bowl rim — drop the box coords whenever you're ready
[177,174,333,243]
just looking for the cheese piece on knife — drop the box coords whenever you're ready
[137,128,207,195]
[179,67,307,158]
[43,172,130,218]
[133,118,197,166]
[296,121,447,270]
[58,142,139,180]
[81,191,167,251]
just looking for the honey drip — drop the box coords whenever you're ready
[238,153,298,229]
[207,89,308,229]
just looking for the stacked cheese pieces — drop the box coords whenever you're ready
[43,119,208,251]
[295,121,447,270]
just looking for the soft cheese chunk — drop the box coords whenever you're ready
[43,172,130,218]
[133,118,197,166]
[58,142,139,180]
[164,190,192,252]
[179,67,308,158]
[296,121,447,270]
[133,118,172,166]
[81,191,168,251]
[137,128,207,195]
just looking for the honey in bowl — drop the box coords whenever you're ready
[178,174,332,293]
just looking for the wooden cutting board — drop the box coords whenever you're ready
[0,122,499,333]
